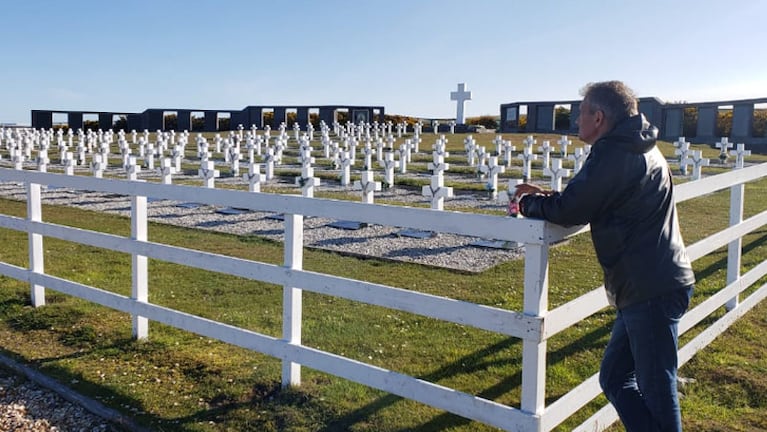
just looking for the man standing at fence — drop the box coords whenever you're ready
[514,81,695,431]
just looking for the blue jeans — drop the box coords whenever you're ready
[599,286,693,432]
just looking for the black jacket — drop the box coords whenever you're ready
[520,114,695,309]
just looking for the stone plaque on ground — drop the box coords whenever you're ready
[470,239,520,250]
[395,229,436,239]
[176,202,202,209]
[215,207,250,215]
[327,220,368,230]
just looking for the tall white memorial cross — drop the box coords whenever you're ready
[568,147,588,174]
[158,157,176,184]
[544,158,571,192]
[198,160,220,188]
[353,170,382,204]
[685,150,710,180]
[243,163,266,192]
[449,83,472,125]
[558,135,572,158]
[478,156,506,200]
[730,143,751,169]
[538,140,554,171]
[674,138,691,175]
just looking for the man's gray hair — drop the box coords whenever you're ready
[580,81,639,128]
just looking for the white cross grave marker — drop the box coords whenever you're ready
[379,151,399,189]
[198,160,220,188]
[674,137,691,175]
[63,152,76,175]
[517,147,538,182]
[492,135,505,156]
[544,158,571,192]
[478,156,505,200]
[243,162,266,192]
[538,140,554,171]
[126,156,142,181]
[568,147,588,174]
[716,137,733,164]
[558,135,572,158]
[464,135,477,166]
[422,152,453,211]
[90,153,106,178]
[353,170,382,204]
[685,150,710,180]
[338,151,353,186]
[295,164,320,198]
[730,143,751,169]
[158,157,176,184]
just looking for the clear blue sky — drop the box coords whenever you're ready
[2,0,766,125]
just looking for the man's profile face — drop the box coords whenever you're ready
[577,99,601,144]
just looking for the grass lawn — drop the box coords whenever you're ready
[0,132,765,431]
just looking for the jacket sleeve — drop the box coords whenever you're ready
[519,148,636,227]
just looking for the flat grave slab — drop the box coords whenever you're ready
[470,239,520,249]
[327,220,368,230]
[176,202,203,209]
[215,207,250,215]
[395,229,436,239]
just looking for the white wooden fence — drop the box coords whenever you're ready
[0,164,766,431]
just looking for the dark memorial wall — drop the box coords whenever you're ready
[31,105,385,133]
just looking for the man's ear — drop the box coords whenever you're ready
[594,109,605,125]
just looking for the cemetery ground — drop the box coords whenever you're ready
[0,131,765,431]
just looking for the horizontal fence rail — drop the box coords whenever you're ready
[0,163,765,431]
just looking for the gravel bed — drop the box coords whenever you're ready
[0,368,115,432]
[0,169,523,273]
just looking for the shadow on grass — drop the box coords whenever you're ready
[321,318,611,431]
[692,230,767,285]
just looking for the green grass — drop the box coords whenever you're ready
[1,133,767,431]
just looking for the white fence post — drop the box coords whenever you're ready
[131,195,149,339]
[726,182,745,311]
[282,213,304,387]
[520,241,549,422]
[27,182,45,307]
